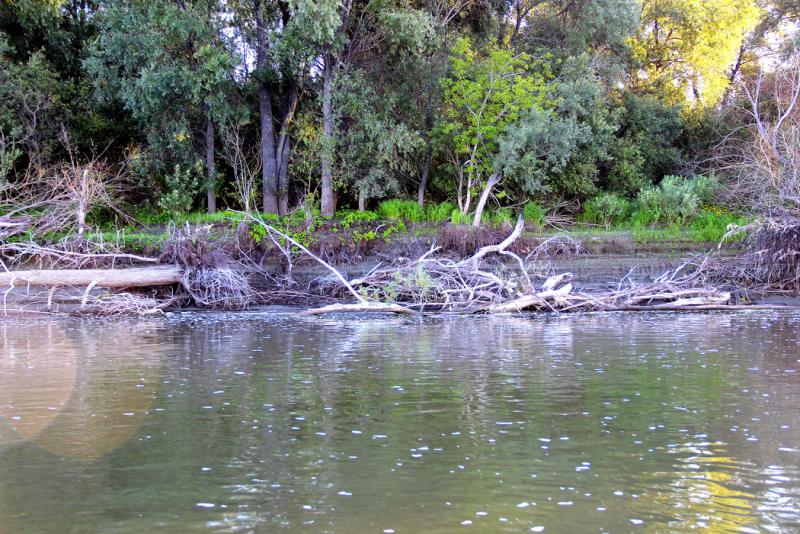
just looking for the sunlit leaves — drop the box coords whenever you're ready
[632,0,763,106]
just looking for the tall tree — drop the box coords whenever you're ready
[631,0,762,106]
[86,0,235,214]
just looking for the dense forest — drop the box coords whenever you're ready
[1,0,799,230]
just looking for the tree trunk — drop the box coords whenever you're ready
[260,88,279,214]
[320,54,336,217]
[417,141,432,208]
[472,172,501,227]
[205,115,216,214]
[358,189,366,212]
[278,135,290,215]
[0,265,183,289]
[255,1,278,214]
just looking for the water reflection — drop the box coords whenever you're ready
[0,312,798,532]
[0,320,163,459]
[0,324,77,448]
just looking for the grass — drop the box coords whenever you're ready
[25,197,747,258]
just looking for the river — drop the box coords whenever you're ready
[1,312,799,533]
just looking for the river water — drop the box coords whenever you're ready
[1,312,799,533]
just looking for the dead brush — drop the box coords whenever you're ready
[437,224,506,256]
[161,223,254,308]
[709,218,800,291]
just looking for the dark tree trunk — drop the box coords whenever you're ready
[205,115,216,214]
[278,136,290,215]
[260,88,279,214]
[320,54,335,217]
[417,141,432,208]
[255,0,278,214]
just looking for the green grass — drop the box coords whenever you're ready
[377,199,424,222]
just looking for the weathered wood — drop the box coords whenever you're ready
[300,302,417,316]
[463,214,525,265]
[0,265,183,288]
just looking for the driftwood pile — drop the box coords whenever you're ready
[247,214,735,316]
[2,212,798,316]
[704,217,800,292]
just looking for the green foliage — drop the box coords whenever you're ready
[687,208,748,243]
[334,70,422,205]
[0,0,778,224]
[86,0,239,196]
[490,208,515,226]
[425,201,456,223]
[450,209,471,225]
[377,199,425,222]
[632,0,762,106]
[633,175,720,225]
[606,93,684,194]
[158,163,202,215]
[439,37,552,202]
[523,202,546,228]
[582,193,632,227]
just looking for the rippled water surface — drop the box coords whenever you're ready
[1,312,799,533]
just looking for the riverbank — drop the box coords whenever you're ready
[1,213,798,316]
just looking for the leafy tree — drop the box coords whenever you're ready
[0,37,64,178]
[438,37,550,223]
[86,0,237,214]
[605,92,683,194]
[631,0,763,106]
[334,71,421,211]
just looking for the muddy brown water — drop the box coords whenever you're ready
[1,311,799,533]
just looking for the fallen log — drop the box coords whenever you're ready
[0,265,182,288]
[300,302,417,316]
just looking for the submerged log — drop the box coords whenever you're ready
[300,302,417,316]
[0,265,182,289]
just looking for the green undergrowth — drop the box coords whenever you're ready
[14,192,747,257]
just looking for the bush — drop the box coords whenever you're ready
[491,207,514,226]
[633,175,719,225]
[688,207,748,243]
[582,193,631,227]
[338,209,379,228]
[450,209,471,225]
[425,201,456,222]
[377,199,424,222]
[523,202,546,228]
[158,163,201,215]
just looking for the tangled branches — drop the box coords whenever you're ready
[702,218,800,292]
[161,223,255,308]
[1,131,131,238]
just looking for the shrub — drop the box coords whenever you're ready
[450,209,470,225]
[491,207,515,226]
[688,207,748,243]
[377,199,424,222]
[633,175,719,225]
[425,201,456,222]
[158,163,201,215]
[582,193,631,227]
[339,209,379,228]
[523,202,546,228]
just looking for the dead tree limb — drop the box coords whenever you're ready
[0,265,182,288]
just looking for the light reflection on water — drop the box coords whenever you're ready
[0,311,799,533]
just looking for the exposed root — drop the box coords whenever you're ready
[701,217,800,292]
[0,238,160,269]
[180,266,253,308]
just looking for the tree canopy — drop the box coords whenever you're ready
[0,0,797,219]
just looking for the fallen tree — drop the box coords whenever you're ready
[0,210,797,317]
[0,265,182,288]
